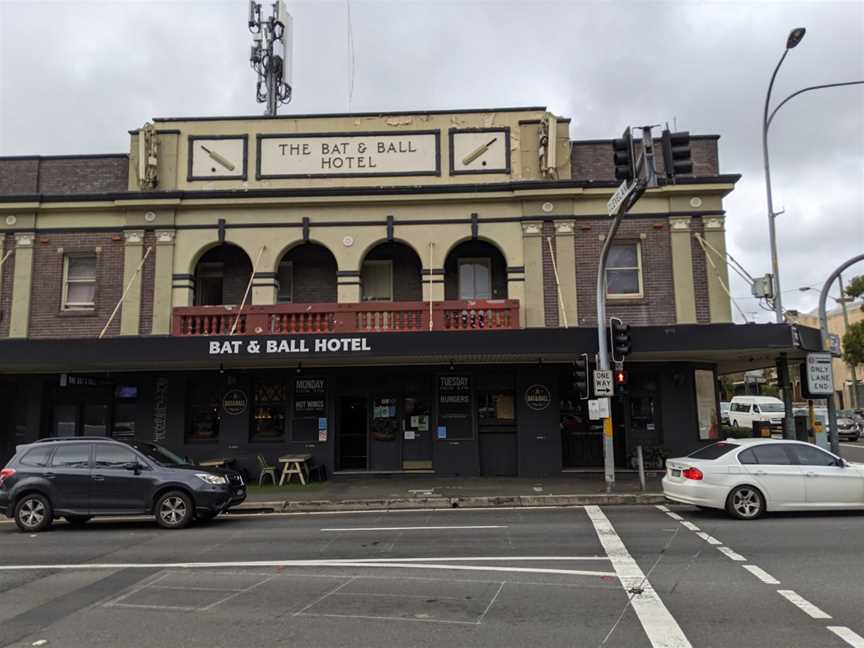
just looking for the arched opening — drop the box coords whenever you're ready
[444,240,508,300]
[360,241,423,302]
[276,243,338,303]
[193,244,252,306]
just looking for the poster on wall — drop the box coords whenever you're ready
[438,375,473,440]
[152,378,169,443]
[695,369,719,440]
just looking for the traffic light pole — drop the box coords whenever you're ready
[597,179,646,490]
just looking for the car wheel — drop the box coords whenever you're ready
[155,491,193,530]
[196,511,219,522]
[64,515,92,527]
[15,493,53,533]
[726,485,765,520]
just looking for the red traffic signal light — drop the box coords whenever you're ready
[613,369,628,385]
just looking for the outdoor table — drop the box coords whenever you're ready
[278,454,312,486]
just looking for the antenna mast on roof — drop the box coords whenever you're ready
[249,1,293,116]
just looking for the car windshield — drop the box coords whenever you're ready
[687,442,739,459]
[132,443,186,466]
[758,403,784,413]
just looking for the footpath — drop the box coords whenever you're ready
[232,472,665,513]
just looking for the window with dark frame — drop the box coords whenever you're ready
[457,258,492,299]
[62,255,97,310]
[361,260,393,301]
[276,261,293,303]
[252,380,288,442]
[112,385,138,441]
[477,390,515,423]
[606,243,643,298]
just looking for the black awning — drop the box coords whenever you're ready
[0,323,819,375]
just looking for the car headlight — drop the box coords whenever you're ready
[195,473,228,485]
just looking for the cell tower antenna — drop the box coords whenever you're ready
[249,1,293,116]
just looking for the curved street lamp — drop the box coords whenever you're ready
[762,27,864,324]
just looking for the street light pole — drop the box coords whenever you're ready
[838,275,860,408]
[763,27,805,324]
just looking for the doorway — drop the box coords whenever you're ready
[338,396,368,470]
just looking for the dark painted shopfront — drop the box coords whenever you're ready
[0,324,820,476]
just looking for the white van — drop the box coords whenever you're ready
[728,396,785,430]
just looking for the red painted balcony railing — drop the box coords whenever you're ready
[171,300,520,336]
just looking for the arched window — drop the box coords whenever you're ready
[444,240,507,300]
[361,242,422,302]
[193,244,252,306]
[276,243,338,304]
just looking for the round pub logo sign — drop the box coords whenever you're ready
[525,384,551,411]
[222,389,248,416]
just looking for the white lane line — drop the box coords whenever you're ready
[293,576,357,616]
[321,525,507,532]
[828,626,864,648]
[303,562,616,578]
[200,574,278,611]
[655,505,670,512]
[695,532,722,546]
[322,556,611,563]
[716,546,746,562]
[298,611,477,626]
[665,512,684,521]
[680,521,700,532]
[777,590,832,619]
[586,505,692,648]
[475,582,505,625]
[743,565,780,585]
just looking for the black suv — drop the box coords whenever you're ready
[0,438,246,532]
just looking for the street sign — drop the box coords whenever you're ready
[607,180,633,215]
[805,353,834,396]
[588,398,611,421]
[827,333,842,357]
[593,369,613,397]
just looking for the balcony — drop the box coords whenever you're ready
[172,300,520,336]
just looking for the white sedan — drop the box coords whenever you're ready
[662,438,864,520]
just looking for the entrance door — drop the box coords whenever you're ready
[402,395,432,470]
[338,397,367,470]
[560,378,602,468]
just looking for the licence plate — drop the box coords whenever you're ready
[671,469,681,477]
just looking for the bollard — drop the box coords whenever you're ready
[637,445,646,491]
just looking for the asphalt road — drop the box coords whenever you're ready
[1,503,863,648]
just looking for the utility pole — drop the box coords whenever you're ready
[249,1,293,117]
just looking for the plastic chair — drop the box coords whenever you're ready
[257,455,277,486]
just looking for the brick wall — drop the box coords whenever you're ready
[573,218,676,327]
[690,220,710,323]
[0,234,14,337]
[364,242,422,301]
[0,156,128,196]
[541,221,559,327]
[569,137,720,182]
[280,243,337,303]
[139,231,156,335]
[29,232,125,339]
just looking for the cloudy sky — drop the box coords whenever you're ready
[1,0,862,320]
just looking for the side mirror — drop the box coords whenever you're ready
[836,458,847,468]
[124,461,142,474]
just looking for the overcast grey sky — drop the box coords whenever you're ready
[1,0,862,320]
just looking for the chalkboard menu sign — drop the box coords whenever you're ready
[292,378,326,442]
[294,378,326,416]
[438,375,473,440]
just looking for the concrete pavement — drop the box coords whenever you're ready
[1,504,864,647]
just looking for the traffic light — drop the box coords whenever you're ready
[610,317,631,362]
[661,130,692,181]
[573,353,590,400]
[612,127,635,183]
[613,369,628,386]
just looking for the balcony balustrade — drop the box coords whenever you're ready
[172,300,520,336]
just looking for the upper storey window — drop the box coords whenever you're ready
[62,255,97,310]
[361,260,393,301]
[606,243,643,299]
[458,258,492,299]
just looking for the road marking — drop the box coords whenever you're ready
[293,577,357,616]
[200,574,277,611]
[585,505,692,648]
[777,590,831,619]
[828,626,864,648]
[716,546,746,562]
[475,581,505,625]
[680,521,700,532]
[321,525,507,532]
[695,532,722,545]
[743,565,780,585]
[322,556,611,563]
[0,558,615,578]
[665,512,684,521]
[655,505,670,512]
[297,611,477,626]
